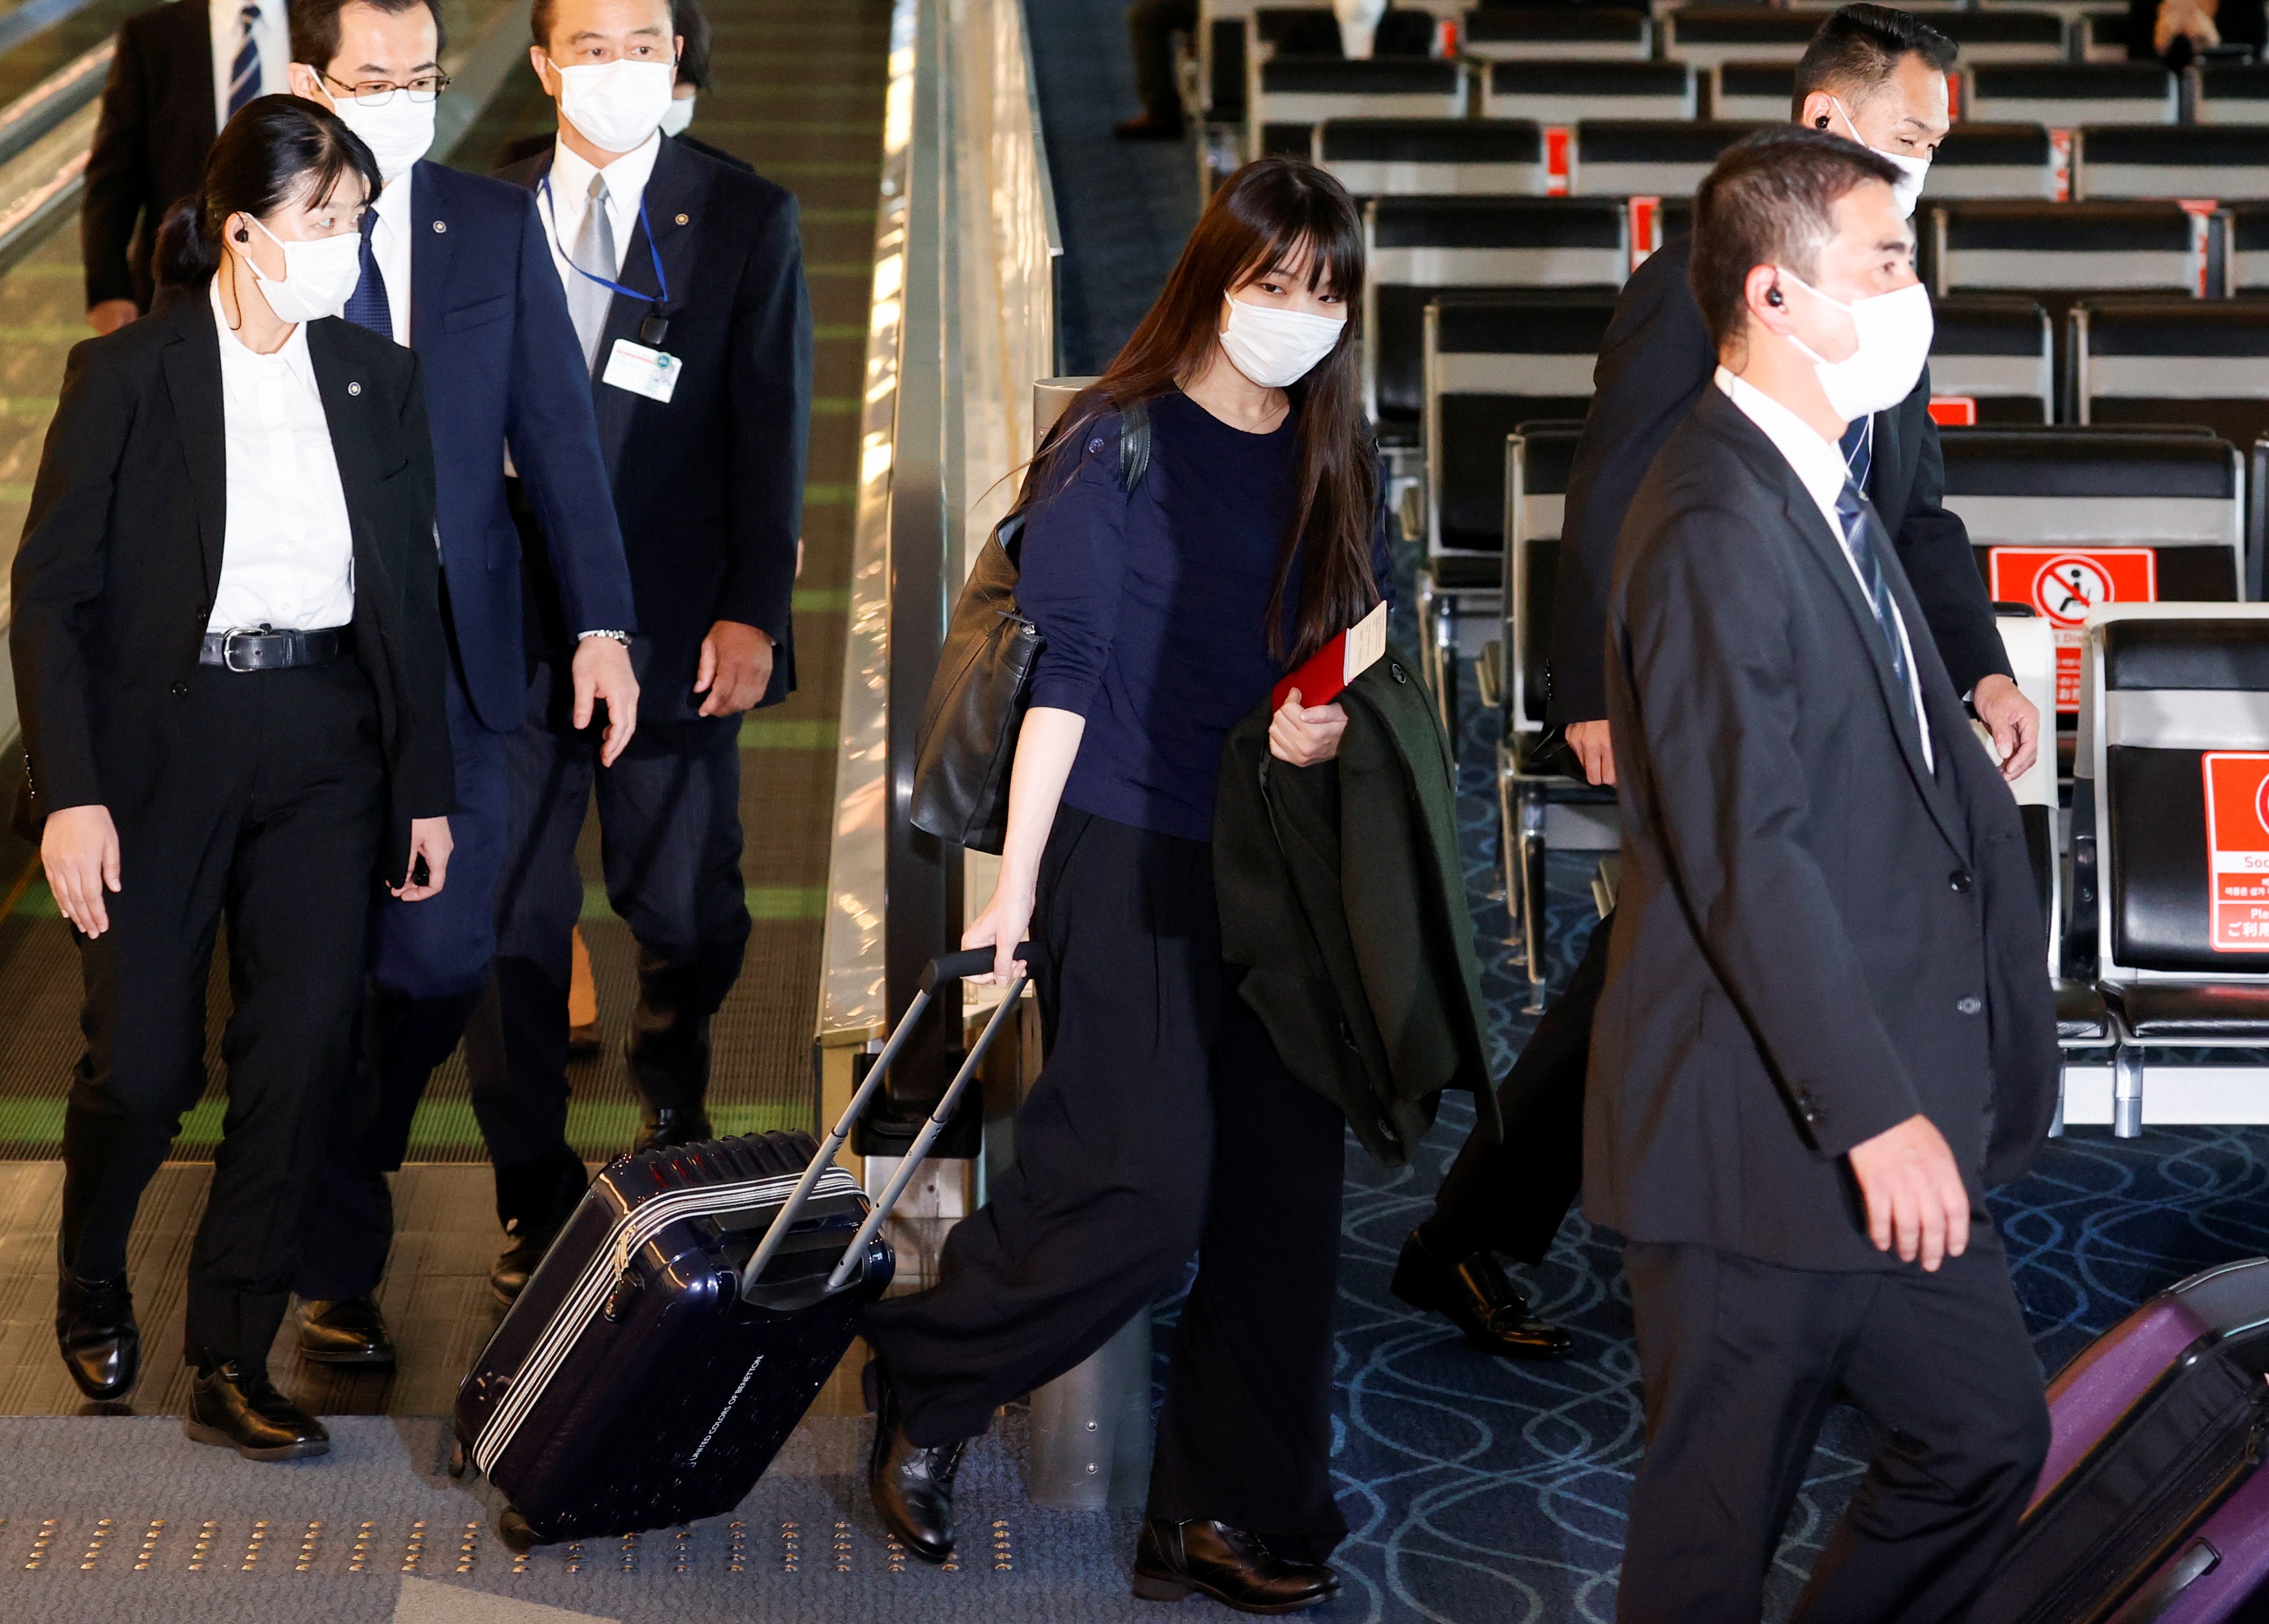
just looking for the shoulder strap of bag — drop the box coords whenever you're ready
[1119,397,1150,493]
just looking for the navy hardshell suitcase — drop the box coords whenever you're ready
[453,947,1027,1549]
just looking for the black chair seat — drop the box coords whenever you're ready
[2108,981,2269,1040]
[1428,554,1504,593]
[2056,979,2111,1043]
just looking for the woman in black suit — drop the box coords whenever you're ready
[11,95,453,1458]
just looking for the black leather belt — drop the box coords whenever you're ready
[198,626,345,672]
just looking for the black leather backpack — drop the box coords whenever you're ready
[909,399,1151,853]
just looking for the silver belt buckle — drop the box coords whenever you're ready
[222,629,266,672]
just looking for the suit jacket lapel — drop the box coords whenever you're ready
[407,161,453,350]
[589,136,703,477]
[158,293,227,607]
[1700,393,1969,857]
[305,320,399,612]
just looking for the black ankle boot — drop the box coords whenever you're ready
[183,1361,330,1461]
[1391,1227,1573,1360]
[865,1361,965,1563]
[491,1152,587,1304]
[1132,1519,1340,1614]
[56,1265,140,1402]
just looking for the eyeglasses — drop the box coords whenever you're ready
[321,70,453,104]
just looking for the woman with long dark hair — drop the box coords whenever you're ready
[12,95,451,1458]
[862,157,1385,1611]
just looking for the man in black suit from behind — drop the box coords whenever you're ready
[1599,126,2057,1620]
[468,0,810,1276]
[82,0,292,328]
[1391,2,2043,1360]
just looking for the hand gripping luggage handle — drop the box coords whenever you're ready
[739,945,1029,1301]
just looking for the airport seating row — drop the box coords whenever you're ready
[1289,115,2269,202]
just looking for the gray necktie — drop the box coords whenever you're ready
[567,172,615,373]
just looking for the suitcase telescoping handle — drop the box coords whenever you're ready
[739,945,1030,1301]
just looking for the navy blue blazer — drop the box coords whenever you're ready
[406,158,637,733]
[498,135,810,720]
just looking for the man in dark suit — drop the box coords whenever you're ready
[278,0,645,1355]
[468,0,810,1293]
[1391,1,2042,1357]
[82,0,291,329]
[1599,126,2057,1619]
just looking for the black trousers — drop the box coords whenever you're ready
[1127,0,1198,119]
[298,655,510,1300]
[462,661,750,1224]
[60,660,385,1369]
[860,808,1350,1560]
[1420,904,1608,1264]
[1618,1237,2050,1624]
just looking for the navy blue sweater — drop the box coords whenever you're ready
[1019,390,1390,843]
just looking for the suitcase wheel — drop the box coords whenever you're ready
[446,1438,468,1480]
[497,1509,544,1552]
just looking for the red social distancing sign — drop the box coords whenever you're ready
[1986,548,2157,711]
[2204,753,2269,952]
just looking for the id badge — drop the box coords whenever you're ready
[602,338,681,403]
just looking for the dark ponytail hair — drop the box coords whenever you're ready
[154,93,380,288]
[1027,157,1375,666]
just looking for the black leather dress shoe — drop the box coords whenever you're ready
[490,1220,563,1306]
[183,1363,330,1461]
[866,1362,964,1563]
[1131,1520,1340,1614]
[298,1297,396,1366]
[56,1266,140,1402]
[1391,1228,1573,1360]
[635,1105,714,1154]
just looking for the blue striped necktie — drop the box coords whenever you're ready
[343,209,392,336]
[1833,480,1926,752]
[226,3,262,119]
[1840,414,1873,496]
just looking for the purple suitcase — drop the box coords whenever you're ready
[453,947,1027,1549]
[1972,1257,2269,1623]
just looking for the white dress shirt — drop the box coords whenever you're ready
[208,0,288,133]
[367,170,414,347]
[1714,365,1933,770]
[537,131,663,302]
[207,279,356,633]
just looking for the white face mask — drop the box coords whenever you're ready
[1827,95,1930,220]
[658,93,695,137]
[239,215,365,324]
[1218,293,1345,389]
[324,88,436,183]
[1779,271,1934,423]
[1333,0,1386,59]
[549,57,675,154]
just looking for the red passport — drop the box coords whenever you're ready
[1272,602,1388,712]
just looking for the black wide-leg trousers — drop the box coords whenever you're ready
[860,807,1350,1560]
[59,660,385,1370]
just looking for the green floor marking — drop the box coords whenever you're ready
[791,586,849,612]
[813,323,865,340]
[802,483,853,506]
[739,716,837,750]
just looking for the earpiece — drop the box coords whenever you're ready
[1815,115,1830,129]
[1765,287,1785,307]
[234,228,248,241]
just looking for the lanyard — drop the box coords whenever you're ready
[541,174,672,345]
